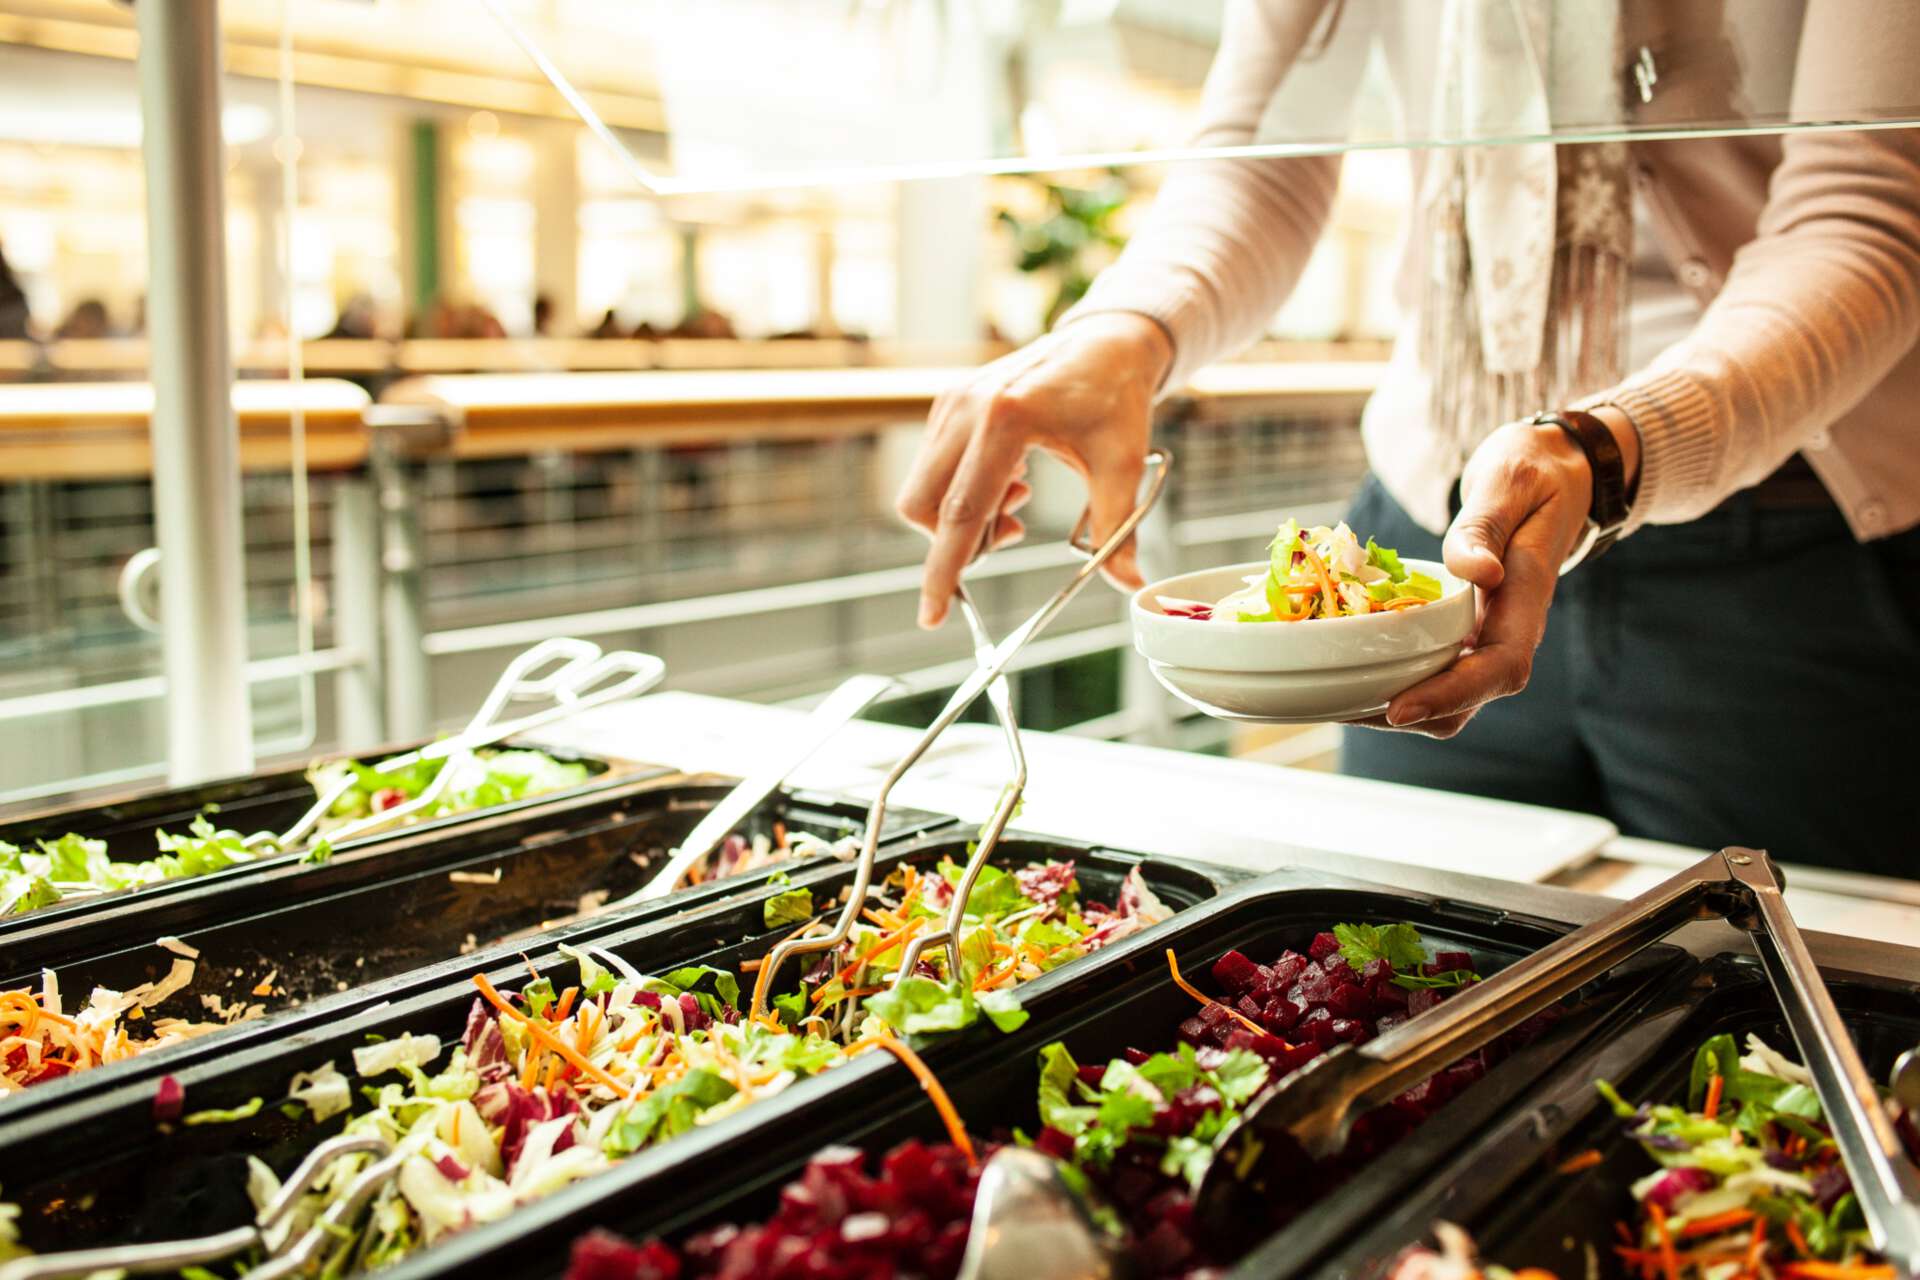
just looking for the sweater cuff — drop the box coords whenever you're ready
[1587,367,1722,535]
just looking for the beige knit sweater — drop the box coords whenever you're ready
[1068,0,1920,540]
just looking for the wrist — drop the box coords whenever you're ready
[1058,310,1175,391]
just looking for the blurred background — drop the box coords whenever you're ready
[0,0,1409,803]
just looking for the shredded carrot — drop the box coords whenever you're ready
[1380,596,1428,611]
[773,821,788,851]
[826,917,926,994]
[1650,1203,1679,1280]
[520,1048,543,1091]
[1779,1264,1897,1280]
[849,1033,976,1169]
[862,908,903,929]
[1165,949,1269,1039]
[1556,1149,1604,1175]
[575,1005,599,1056]
[1298,544,1340,618]
[553,987,579,1023]
[451,1105,461,1145]
[522,956,543,984]
[472,974,634,1101]
[1744,1215,1769,1275]
[1678,1208,1753,1239]
[1703,1073,1724,1120]
[1787,1218,1812,1259]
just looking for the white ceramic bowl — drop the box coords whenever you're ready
[1129,559,1475,723]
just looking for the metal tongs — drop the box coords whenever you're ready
[0,1135,403,1280]
[1183,847,1920,1270]
[749,450,1172,1018]
[262,637,666,853]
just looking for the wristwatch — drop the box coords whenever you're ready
[1531,409,1634,571]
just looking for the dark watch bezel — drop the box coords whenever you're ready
[1532,408,1632,566]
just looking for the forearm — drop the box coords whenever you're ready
[1594,4,1920,530]
[1064,152,1343,394]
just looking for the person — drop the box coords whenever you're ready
[0,242,31,341]
[893,0,1920,876]
[54,298,111,341]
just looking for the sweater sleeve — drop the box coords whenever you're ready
[1059,0,1345,394]
[1597,0,1920,531]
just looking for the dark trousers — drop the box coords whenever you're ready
[1339,475,1920,878]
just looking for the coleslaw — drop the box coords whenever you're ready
[1158,520,1443,624]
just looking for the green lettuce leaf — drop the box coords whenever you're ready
[862,975,978,1035]
[763,887,814,929]
[1365,538,1409,582]
[977,988,1029,1033]
[602,1069,737,1155]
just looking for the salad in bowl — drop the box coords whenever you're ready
[1131,519,1474,723]
[1157,520,1444,624]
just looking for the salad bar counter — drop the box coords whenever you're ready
[0,718,1915,1280]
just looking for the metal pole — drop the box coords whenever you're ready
[330,477,386,747]
[136,0,255,784]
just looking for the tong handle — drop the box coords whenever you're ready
[1333,849,1734,1120]
[1730,853,1920,1273]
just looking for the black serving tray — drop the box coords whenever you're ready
[0,738,664,935]
[0,834,1233,1265]
[273,871,1684,1280]
[0,779,955,1105]
[1303,954,1920,1280]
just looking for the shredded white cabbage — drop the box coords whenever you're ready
[352,1033,443,1078]
[287,1060,352,1122]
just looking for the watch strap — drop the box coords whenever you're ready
[1532,408,1631,565]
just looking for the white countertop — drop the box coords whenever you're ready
[541,692,1919,944]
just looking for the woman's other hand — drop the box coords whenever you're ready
[894,312,1172,629]
[1365,407,1640,738]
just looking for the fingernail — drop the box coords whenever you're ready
[1387,703,1426,726]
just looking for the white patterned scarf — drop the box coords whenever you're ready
[1419,0,1633,454]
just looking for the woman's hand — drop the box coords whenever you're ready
[895,312,1172,629]
[1365,408,1640,738]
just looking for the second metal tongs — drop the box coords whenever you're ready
[748,449,1172,1018]
[1191,847,1920,1272]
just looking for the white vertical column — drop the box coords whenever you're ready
[532,120,580,331]
[136,0,255,784]
[894,175,985,349]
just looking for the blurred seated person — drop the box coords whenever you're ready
[0,242,29,341]
[587,308,624,339]
[671,308,736,339]
[324,293,379,341]
[54,298,112,341]
[532,292,556,337]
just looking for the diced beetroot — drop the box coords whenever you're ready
[1298,1006,1336,1048]
[1269,952,1309,988]
[1329,1018,1371,1045]
[1326,983,1370,1019]
[1407,987,1443,1017]
[1034,1126,1076,1160]
[1308,931,1342,961]
[1078,1064,1107,1085]
[1225,1028,1296,1061]
[1122,1047,1151,1066]
[567,1230,683,1280]
[1295,964,1336,1005]
[1236,994,1264,1021]
[1319,953,1357,985]
[1271,1040,1323,1077]
[1260,996,1304,1033]
[1373,982,1409,1011]
[1375,1012,1407,1036]
[1197,1002,1234,1030]
[1360,958,1395,996]
[1210,949,1263,996]
[1432,949,1473,972]
[374,786,408,812]
[1177,1015,1208,1043]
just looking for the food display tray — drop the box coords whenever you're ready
[1300,954,1920,1280]
[0,834,1236,1262]
[0,739,662,937]
[0,779,956,1104]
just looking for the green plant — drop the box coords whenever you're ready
[997,170,1134,330]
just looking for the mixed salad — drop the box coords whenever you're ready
[1597,1033,1915,1280]
[0,953,221,1093]
[1391,1035,1920,1280]
[0,856,1166,1273]
[0,747,594,921]
[557,922,1551,1280]
[1157,520,1443,623]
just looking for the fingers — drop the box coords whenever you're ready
[916,424,1029,628]
[895,393,973,537]
[1442,487,1518,591]
[1084,447,1149,591]
[1383,502,1565,727]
